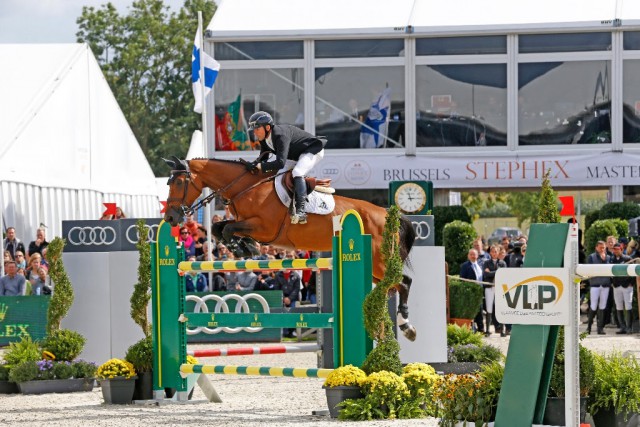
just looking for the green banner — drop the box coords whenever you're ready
[0,296,50,346]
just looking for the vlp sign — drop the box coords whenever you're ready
[495,268,570,325]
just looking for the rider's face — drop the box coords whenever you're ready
[253,125,266,141]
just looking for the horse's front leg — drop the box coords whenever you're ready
[212,219,234,243]
[396,274,417,341]
[221,220,260,258]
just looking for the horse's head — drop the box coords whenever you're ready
[163,156,202,226]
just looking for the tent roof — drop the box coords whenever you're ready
[0,44,157,196]
[208,0,640,39]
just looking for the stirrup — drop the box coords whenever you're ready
[290,212,307,225]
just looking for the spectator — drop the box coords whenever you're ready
[31,267,53,296]
[114,207,126,219]
[610,243,634,334]
[223,206,234,221]
[304,271,317,304]
[627,239,639,258]
[254,244,270,260]
[508,242,525,268]
[0,261,26,296]
[618,237,629,256]
[482,245,507,337]
[24,253,43,296]
[185,271,207,292]
[14,251,27,270]
[194,225,207,258]
[3,227,26,261]
[586,241,611,335]
[179,227,195,259]
[27,227,49,258]
[498,247,509,266]
[605,235,617,256]
[233,268,258,292]
[209,272,227,292]
[274,266,302,338]
[40,247,50,270]
[184,214,200,238]
[500,237,511,254]
[255,271,276,290]
[3,251,10,264]
[459,248,485,333]
[473,239,490,263]
[216,243,230,260]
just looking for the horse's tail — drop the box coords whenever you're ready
[399,215,416,268]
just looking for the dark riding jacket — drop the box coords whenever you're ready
[258,124,327,173]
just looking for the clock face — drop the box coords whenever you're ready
[395,183,426,213]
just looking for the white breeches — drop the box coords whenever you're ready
[276,150,325,178]
[590,286,610,311]
[484,287,495,314]
[613,286,634,310]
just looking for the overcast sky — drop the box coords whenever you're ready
[0,0,187,43]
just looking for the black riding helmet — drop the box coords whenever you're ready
[248,111,274,131]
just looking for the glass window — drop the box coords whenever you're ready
[416,36,506,55]
[519,33,611,53]
[315,39,404,58]
[415,64,507,147]
[624,32,640,50]
[518,61,611,145]
[314,66,405,149]
[623,60,640,143]
[213,68,304,151]
[214,41,303,60]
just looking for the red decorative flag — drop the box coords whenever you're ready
[102,203,117,217]
[160,201,167,214]
[559,196,575,216]
[170,226,181,238]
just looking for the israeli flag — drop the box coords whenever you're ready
[359,87,391,148]
[192,23,220,114]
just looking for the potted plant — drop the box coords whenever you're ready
[544,329,595,425]
[96,358,137,404]
[125,336,153,401]
[401,363,441,416]
[0,364,18,394]
[588,352,640,427]
[449,278,484,327]
[322,365,366,418]
[431,324,502,375]
[0,336,41,394]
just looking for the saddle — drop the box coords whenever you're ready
[283,171,334,195]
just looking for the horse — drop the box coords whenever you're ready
[162,156,418,341]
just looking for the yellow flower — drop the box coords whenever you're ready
[96,358,137,379]
[323,365,367,388]
[42,351,56,360]
[186,355,199,365]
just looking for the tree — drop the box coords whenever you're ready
[506,191,539,227]
[536,169,560,223]
[76,0,217,176]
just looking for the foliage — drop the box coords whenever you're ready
[323,365,367,388]
[435,372,496,426]
[549,329,595,397]
[506,191,540,227]
[41,329,86,362]
[71,360,98,379]
[0,364,9,381]
[585,209,601,231]
[97,359,136,379]
[2,336,41,368]
[608,218,629,240]
[402,363,441,415]
[443,221,477,275]
[477,202,513,218]
[536,170,560,223]
[131,219,152,337]
[46,237,74,333]
[8,361,39,383]
[599,202,640,221]
[125,336,154,373]
[588,352,640,417]
[461,193,509,220]
[447,343,504,364]
[446,323,484,347]
[361,206,403,376]
[448,278,484,320]
[584,219,618,253]
[76,0,218,175]
[433,206,472,246]
[52,362,74,380]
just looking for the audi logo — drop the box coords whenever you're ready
[412,221,431,240]
[322,168,339,175]
[67,226,117,246]
[125,223,159,244]
[186,293,270,335]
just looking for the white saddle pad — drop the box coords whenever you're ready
[274,175,335,215]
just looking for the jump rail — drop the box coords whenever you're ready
[180,364,333,378]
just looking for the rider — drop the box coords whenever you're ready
[248,111,327,224]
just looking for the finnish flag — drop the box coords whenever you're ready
[192,24,220,114]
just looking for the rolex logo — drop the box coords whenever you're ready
[0,303,7,321]
[164,245,170,257]
[348,238,354,251]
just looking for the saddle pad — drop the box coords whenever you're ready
[274,175,335,215]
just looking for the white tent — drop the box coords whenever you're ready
[0,44,160,243]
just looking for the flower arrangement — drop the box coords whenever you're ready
[435,373,489,426]
[96,359,136,380]
[402,363,441,415]
[7,359,87,383]
[323,364,366,388]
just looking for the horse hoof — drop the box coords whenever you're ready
[400,324,417,341]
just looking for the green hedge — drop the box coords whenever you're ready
[443,220,477,275]
[433,205,472,246]
[449,278,484,320]
[584,219,618,253]
[599,202,640,221]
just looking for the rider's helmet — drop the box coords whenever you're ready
[248,111,274,131]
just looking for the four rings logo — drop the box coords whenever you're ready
[67,226,117,246]
[125,223,159,244]
[412,221,431,240]
[186,293,270,335]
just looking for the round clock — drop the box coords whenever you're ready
[394,182,427,214]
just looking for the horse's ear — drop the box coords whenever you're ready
[170,155,186,170]
[162,157,176,169]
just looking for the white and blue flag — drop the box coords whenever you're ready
[192,23,220,114]
[359,87,391,148]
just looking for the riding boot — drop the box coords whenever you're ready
[291,176,308,225]
[625,310,633,334]
[616,310,627,334]
[596,309,606,335]
[586,307,594,334]
[484,314,492,337]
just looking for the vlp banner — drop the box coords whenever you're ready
[494,268,570,325]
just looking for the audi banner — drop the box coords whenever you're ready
[62,219,161,252]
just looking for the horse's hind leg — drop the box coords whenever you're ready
[397,274,417,341]
[221,220,260,258]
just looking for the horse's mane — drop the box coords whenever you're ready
[190,157,246,166]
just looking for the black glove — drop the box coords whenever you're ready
[240,158,258,172]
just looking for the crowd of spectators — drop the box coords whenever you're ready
[1,226,53,296]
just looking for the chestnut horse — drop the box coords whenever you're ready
[163,157,417,340]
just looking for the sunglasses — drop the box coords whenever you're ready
[16,254,24,258]
[180,231,189,235]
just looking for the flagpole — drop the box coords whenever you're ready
[198,11,214,283]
